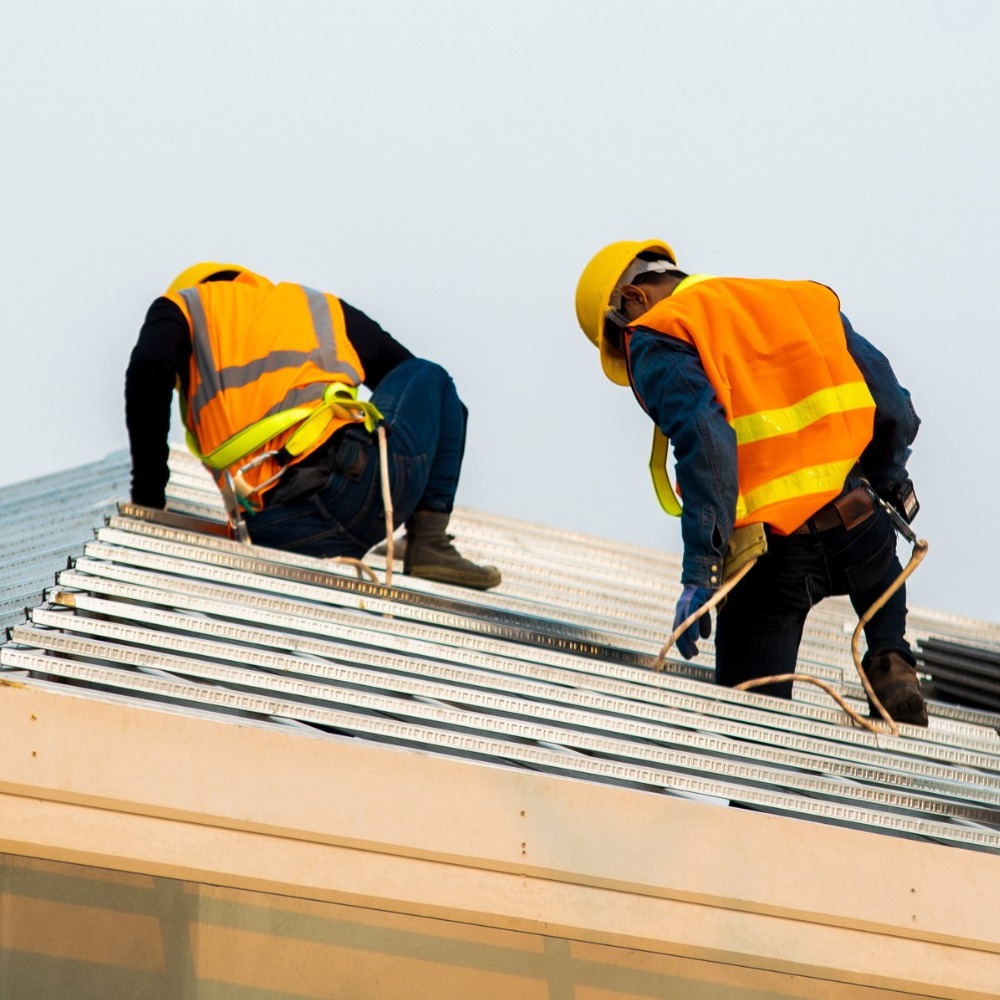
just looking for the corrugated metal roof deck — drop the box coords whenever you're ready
[3,448,1000,855]
[0,453,131,631]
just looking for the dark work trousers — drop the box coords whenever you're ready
[713,505,912,699]
[247,358,468,558]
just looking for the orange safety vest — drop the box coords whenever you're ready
[165,275,366,502]
[632,276,875,535]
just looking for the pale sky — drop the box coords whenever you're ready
[3,0,998,624]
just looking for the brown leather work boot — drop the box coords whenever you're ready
[864,651,929,726]
[403,511,502,590]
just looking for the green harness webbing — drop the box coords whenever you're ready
[186,382,383,473]
[649,428,683,516]
[649,427,768,582]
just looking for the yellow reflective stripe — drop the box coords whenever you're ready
[735,458,858,520]
[731,382,874,445]
[648,428,682,517]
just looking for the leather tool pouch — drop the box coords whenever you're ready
[333,427,371,482]
[832,486,877,531]
[722,522,768,585]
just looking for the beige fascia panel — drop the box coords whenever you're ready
[1,681,999,997]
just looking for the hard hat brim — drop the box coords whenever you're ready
[166,262,247,295]
[595,239,676,387]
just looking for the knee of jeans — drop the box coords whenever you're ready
[403,357,448,382]
[426,359,462,396]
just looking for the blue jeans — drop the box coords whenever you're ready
[714,505,912,698]
[247,358,467,558]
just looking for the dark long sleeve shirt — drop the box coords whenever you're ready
[125,296,413,509]
[626,312,920,588]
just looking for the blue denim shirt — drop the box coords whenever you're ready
[626,312,920,588]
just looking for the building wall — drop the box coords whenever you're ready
[0,853,937,1000]
[3,681,1000,997]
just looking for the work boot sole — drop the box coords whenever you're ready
[867,681,929,727]
[405,563,502,591]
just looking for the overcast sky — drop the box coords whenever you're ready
[3,1,998,624]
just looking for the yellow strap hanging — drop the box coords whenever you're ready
[649,428,682,516]
[648,425,767,580]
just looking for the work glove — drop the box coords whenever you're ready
[672,584,714,659]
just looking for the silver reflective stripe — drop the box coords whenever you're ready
[184,284,360,428]
[215,350,315,390]
[179,288,223,423]
[302,286,361,383]
[259,381,327,420]
[303,286,336,356]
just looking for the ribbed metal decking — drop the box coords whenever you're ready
[3,449,1000,856]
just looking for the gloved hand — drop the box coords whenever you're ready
[672,584,714,659]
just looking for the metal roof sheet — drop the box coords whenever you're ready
[3,448,1000,855]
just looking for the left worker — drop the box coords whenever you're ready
[125,262,501,590]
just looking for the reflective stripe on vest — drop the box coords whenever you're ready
[179,285,362,430]
[633,276,875,534]
[171,281,368,505]
[730,382,874,446]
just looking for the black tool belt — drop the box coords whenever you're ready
[790,485,878,535]
[260,426,355,509]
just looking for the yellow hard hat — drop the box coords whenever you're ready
[166,262,248,294]
[575,239,677,386]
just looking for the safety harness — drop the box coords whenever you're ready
[175,283,384,506]
[184,382,384,503]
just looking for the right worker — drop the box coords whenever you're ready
[575,239,928,725]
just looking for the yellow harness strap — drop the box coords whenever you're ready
[648,428,768,582]
[282,384,383,459]
[188,383,383,472]
[649,428,683,516]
